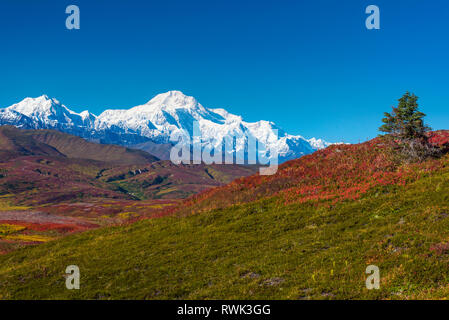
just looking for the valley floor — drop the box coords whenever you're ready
[0,199,179,254]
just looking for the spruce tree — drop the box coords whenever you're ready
[379,92,435,162]
[380,92,431,140]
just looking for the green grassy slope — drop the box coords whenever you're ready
[1,154,449,299]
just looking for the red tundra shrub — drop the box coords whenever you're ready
[180,132,449,214]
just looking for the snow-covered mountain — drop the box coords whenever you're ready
[0,91,337,162]
[1,95,97,139]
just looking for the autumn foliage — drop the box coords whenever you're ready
[179,131,449,214]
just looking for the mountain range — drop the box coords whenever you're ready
[0,91,335,162]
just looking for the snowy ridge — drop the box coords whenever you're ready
[0,91,339,162]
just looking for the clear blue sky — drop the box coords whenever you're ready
[1,0,448,143]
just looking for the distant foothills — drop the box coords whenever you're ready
[0,91,337,162]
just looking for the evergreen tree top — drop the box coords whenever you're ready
[379,92,431,141]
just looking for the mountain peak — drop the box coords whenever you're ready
[4,96,92,127]
[162,90,188,97]
[144,90,200,111]
[37,94,51,100]
[27,95,60,106]
[7,95,59,116]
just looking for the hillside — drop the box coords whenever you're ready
[0,126,158,165]
[0,126,158,205]
[97,161,258,200]
[0,126,64,160]
[0,126,257,204]
[1,133,449,299]
[130,140,173,160]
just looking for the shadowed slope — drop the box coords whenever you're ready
[0,126,258,206]
[0,126,158,165]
